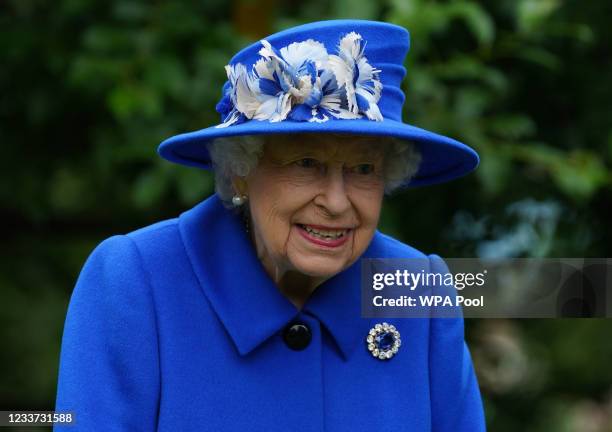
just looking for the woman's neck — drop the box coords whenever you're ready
[244,212,325,309]
[274,270,324,310]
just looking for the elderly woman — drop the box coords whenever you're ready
[55,19,486,431]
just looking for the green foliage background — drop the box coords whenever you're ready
[1,0,612,430]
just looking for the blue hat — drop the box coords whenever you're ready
[158,19,479,187]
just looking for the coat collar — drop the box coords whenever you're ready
[178,194,414,360]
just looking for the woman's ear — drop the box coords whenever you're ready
[231,176,248,196]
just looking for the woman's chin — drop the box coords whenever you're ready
[287,253,348,279]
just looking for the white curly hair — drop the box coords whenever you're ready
[206,133,422,207]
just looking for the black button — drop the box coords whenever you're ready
[283,322,312,351]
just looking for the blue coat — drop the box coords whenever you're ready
[54,193,486,431]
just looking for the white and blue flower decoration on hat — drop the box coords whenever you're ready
[158,19,480,187]
[215,32,383,128]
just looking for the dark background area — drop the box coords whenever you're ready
[1,0,611,430]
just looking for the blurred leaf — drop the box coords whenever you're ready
[516,46,560,70]
[144,56,188,99]
[131,167,168,208]
[550,150,610,200]
[69,56,129,91]
[487,115,536,140]
[447,2,495,46]
[477,146,512,196]
[107,84,162,120]
[387,0,448,42]
[176,168,214,205]
[517,0,560,35]
[455,86,490,118]
[112,1,148,22]
[48,167,89,214]
[430,55,507,92]
[331,0,378,19]
[514,145,610,200]
[82,26,137,53]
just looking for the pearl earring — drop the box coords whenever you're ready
[232,194,247,207]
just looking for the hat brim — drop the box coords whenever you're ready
[158,118,479,187]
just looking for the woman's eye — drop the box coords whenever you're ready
[353,163,375,175]
[294,158,319,168]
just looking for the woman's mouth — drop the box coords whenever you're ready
[296,224,352,248]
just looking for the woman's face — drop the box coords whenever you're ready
[242,134,386,282]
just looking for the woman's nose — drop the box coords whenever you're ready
[313,165,351,215]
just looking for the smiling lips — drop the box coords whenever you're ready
[296,223,352,248]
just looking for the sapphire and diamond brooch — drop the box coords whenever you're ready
[366,322,401,360]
